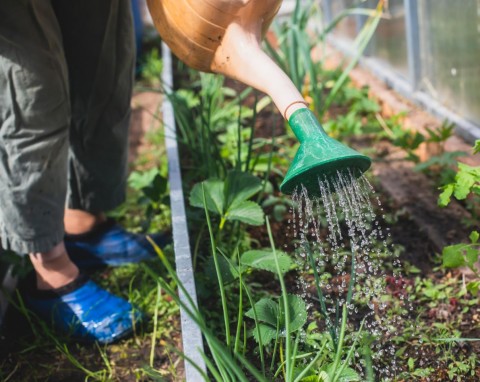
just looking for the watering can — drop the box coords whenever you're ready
[147,0,371,195]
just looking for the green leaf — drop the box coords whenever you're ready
[438,184,454,207]
[189,170,264,227]
[141,365,170,381]
[469,231,479,244]
[145,177,167,202]
[286,294,308,333]
[453,169,476,200]
[442,244,468,268]
[407,357,415,371]
[174,89,200,108]
[337,367,361,382]
[224,170,262,208]
[252,323,278,345]
[301,374,329,382]
[464,247,479,270]
[128,168,158,190]
[466,281,480,295]
[473,140,480,154]
[226,200,264,226]
[273,204,287,222]
[412,368,433,377]
[321,364,360,382]
[128,169,167,201]
[240,249,293,274]
[189,179,224,215]
[246,298,278,326]
[246,295,307,339]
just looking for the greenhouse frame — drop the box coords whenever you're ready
[323,0,480,142]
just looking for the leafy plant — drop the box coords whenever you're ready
[322,84,384,140]
[439,162,480,207]
[424,121,455,143]
[379,116,459,174]
[264,0,383,118]
[169,73,240,178]
[110,167,170,233]
[391,127,425,159]
[144,210,370,381]
[442,231,479,294]
[446,354,478,380]
[129,167,168,203]
[189,170,265,229]
[323,111,364,139]
[245,295,307,345]
[241,249,293,274]
[437,142,480,288]
[169,70,275,183]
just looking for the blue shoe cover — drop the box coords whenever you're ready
[64,219,169,269]
[25,274,143,344]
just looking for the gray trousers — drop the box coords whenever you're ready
[0,0,135,253]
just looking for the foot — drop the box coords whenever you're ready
[64,219,169,269]
[29,242,79,290]
[24,274,143,344]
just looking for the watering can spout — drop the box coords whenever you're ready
[280,108,371,196]
[146,0,371,195]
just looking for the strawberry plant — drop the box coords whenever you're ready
[439,141,480,295]
[189,170,265,230]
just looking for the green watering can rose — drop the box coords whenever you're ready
[280,108,372,196]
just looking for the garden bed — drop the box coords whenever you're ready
[165,4,480,376]
[2,2,480,380]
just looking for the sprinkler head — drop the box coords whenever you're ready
[280,108,371,196]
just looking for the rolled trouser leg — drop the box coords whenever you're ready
[51,0,135,213]
[0,0,70,253]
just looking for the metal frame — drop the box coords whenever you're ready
[161,42,207,381]
[404,0,421,89]
[323,0,480,142]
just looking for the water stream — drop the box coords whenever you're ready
[290,168,407,379]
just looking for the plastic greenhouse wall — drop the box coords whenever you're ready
[322,0,480,142]
[418,0,480,127]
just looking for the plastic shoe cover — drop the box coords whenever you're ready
[25,275,143,344]
[64,219,169,269]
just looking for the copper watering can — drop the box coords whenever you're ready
[147,0,371,195]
